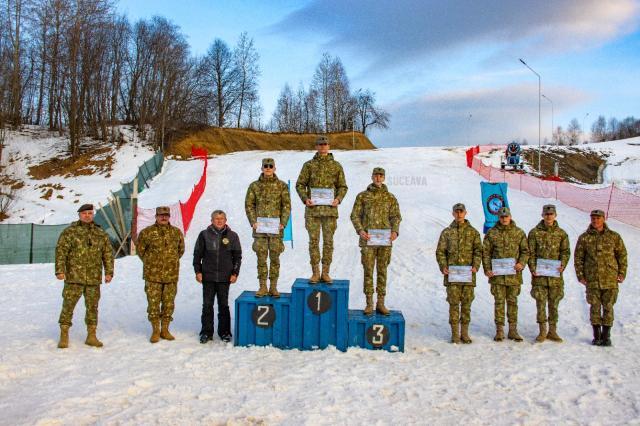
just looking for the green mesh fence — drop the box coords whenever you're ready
[0,151,163,265]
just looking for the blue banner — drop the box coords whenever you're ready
[481,182,509,234]
[283,180,293,247]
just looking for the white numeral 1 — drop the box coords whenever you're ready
[315,292,322,311]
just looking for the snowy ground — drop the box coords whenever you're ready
[1,146,639,424]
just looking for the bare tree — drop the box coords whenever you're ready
[566,118,581,145]
[591,115,607,142]
[354,89,389,135]
[233,31,259,128]
[201,38,239,127]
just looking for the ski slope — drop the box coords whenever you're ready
[0,146,639,425]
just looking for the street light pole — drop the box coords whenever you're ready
[541,94,554,146]
[519,58,541,173]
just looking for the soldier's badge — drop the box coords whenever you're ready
[222,238,230,245]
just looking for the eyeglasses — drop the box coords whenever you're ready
[263,164,274,169]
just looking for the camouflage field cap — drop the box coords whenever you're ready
[156,206,171,215]
[498,206,511,217]
[77,204,94,213]
[262,158,275,167]
[542,204,556,214]
[452,203,466,212]
[590,209,605,217]
[315,135,329,145]
[372,167,385,176]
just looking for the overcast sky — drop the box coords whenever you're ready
[117,0,640,147]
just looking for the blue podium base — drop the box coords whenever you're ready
[348,309,405,352]
[234,290,292,348]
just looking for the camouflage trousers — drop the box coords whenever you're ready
[531,285,564,324]
[490,284,521,325]
[58,283,101,327]
[586,288,619,326]
[253,237,285,280]
[145,281,177,322]
[446,284,475,325]
[305,216,337,266]
[361,246,392,296]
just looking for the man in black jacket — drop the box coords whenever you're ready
[193,210,242,343]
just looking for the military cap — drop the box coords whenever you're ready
[77,203,94,213]
[262,158,275,167]
[542,204,556,214]
[498,206,511,217]
[452,203,466,212]
[590,209,605,217]
[156,206,171,215]
[315,135,329,145]
[372,167,385,176]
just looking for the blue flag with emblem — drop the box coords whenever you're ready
[481,182,510,234]
[283,180,294,247]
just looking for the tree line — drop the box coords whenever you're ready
[553,115,640,145]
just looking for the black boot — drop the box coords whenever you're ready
[601,325,612,347]
[591,325,602,346]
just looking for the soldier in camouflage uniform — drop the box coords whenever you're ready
[55,204,114,349]
[136,206,185,343]
[296,136,348,284]
[350,167,401,316]
[482,207,529,342]
[436,203,482,344]
[574,209,627,346]
[527,204,570,343]
[245,158,291,297]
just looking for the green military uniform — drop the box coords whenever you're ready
[528,220,570,325]
[482,219,529,327]
[296,152,348,269]
[137,222,185,324]
[574,223,627,327]
[436,219,482,326]
[55,220,114,327]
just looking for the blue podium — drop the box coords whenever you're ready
[348,310,405,352]
[289,278,349,352]
[234,291,292,348]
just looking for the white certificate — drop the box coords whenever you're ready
[310,188,334,206]
[367,229,392,246]
[256,217,280,235]
[448,265,473,283]
[492,258,516,276]
[536,258,562,278]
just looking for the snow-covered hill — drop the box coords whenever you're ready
[1,145,639,424]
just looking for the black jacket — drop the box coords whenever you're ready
[193,225,242,282]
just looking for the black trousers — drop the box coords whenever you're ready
[201,281,231,337]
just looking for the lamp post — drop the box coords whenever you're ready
[519,58,541,173]
[541,94,554,146]
[468,113,472,145]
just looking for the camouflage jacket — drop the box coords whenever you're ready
[295,152,348,217]
[527,220,570,287]
[436,220,482,286]
[55,221,114,285]
[137,223,185,283]
[245,173,291,238]
[350,183,402,247]
[482,220,529,286]
[574,224,627,289]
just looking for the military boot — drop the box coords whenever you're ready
[535,323,547,343]
[160,320,175,341]
[508,323,523,342]
[601,325,612,347]
[269,279,280,298]
[460,323,472,344]
[320,264,333,284]
[494,325,505,342]
[364,294,374,315]
[376,295,390,316]
[255,279,269,297]
[309,265,320,284]
[546,323,563,342]
[150,320,161,343]
[591,325,602,346]
[450,323,461,344]
[57,325,70,349]
[85,325,103,347]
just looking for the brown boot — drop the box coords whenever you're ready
[269,279,280,298]
[376,295,390,316]
[160,320,175,341]
[85,325,103,347]
[255,279,269,297]
[508,323,523,342]
[535,323,547,343]
[58,325,70,349]
[546,323,563,342]
[364,294,374,315]
[309,265,320,284]
[494,325,505,342]
[150,320,161,343]
[320,264,332,283]
[460,323,472,344]
[450,323,461,344]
